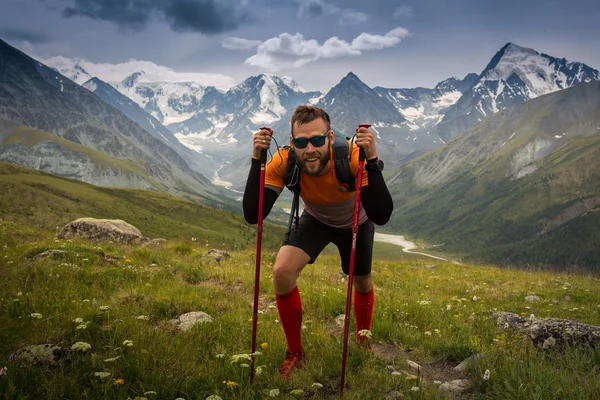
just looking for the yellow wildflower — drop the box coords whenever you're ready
[260,342,268,349]
[223,380,239,389]
[113,378,124,385]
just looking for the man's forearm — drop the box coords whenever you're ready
[243,158,279,224]
[361,169,393,225]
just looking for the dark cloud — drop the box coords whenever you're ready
[0,28,53,43]
[163,0,254,34]
[306,2,324,17]
[61,0,252,34]
[62,0,153,32]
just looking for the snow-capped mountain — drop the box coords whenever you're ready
[436,42,600,141]
[81,76,215,176]
[168,73,321,156]
[375,74,478,129]
[58,63,93,85]
[113,71,213,126]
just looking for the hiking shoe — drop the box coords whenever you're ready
[278,350,305,380]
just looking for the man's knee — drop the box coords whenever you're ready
[353,274,373,293]
[272,246,310,293]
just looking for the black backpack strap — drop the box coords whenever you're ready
[284,146,300,193]
[332,132,356,192]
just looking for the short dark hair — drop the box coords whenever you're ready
[290,105,331,137]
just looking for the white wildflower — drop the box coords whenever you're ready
[215,353,226,359]
[255,365,267,375]
[136,315,149,321]
[122,340,133,347]
[75,323,88,330]
[411,386,420,391]
[99,306,110,311]
[230,353,252,364]
[472,296,477,302]
[483,369,491,380]
[358,329,372,339]
[311,382,323,388]
[104,356,121,362]
[71,342,91,352]
[206,396,223,400]
[94,372,111,379]
[144,391,157,395]
[30,313,43,319]
[268,389,280,397]
[424,331,432,336]
[73,318,84,324]
[446,304,451,311]
[418,300,431,306]
[240,363,250,368]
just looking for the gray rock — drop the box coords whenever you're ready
[31,249,68,260]
[171,311,213,332]
[406,359,422,372]
[525,295,541,303]
[15,344,69,366]
[493,311,600,347]
[454,353,483,372]
[206,249,231,260]
[438,379,474,395]
[57,218,145,243]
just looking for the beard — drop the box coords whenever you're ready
[297,145,331,176]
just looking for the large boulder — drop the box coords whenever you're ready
[57,218,145,243]
[170,311,213,332]
[494,311,600,347]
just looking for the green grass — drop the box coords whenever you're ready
[1,222,599,399]
[0,162,286,251]
[1,164,600,399]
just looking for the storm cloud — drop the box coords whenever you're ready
[61,0,253,34]
[0,28,52,44]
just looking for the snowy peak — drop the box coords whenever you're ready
[59,63,93,85]
[436,42,600,141]
[479,42,599,98]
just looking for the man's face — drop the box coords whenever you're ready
[291,118,334,176]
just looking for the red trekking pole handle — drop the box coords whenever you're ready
[340,123,370,396]
[251,126,270,382]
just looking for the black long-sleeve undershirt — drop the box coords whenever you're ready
[242,158,394,226]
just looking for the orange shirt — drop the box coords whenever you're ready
[265,143,369,228]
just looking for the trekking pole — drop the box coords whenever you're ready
[340,123,370,397]
[251,126,270,382]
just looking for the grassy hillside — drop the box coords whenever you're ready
[0,162,285,250]
[1,163,600,399]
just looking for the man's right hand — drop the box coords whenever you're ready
[252,127,273,160]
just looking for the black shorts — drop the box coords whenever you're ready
[283,211,375,276]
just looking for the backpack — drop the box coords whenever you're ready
[282,131,355,232]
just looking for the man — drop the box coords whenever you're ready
[243,105,393,379]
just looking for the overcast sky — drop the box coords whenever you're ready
[1,0,599,91]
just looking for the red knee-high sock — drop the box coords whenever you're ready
[354,287,375,342]
[276,286,303,354]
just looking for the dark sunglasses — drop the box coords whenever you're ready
[292,133,328,149]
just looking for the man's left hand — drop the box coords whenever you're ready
[355,126,378,160]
